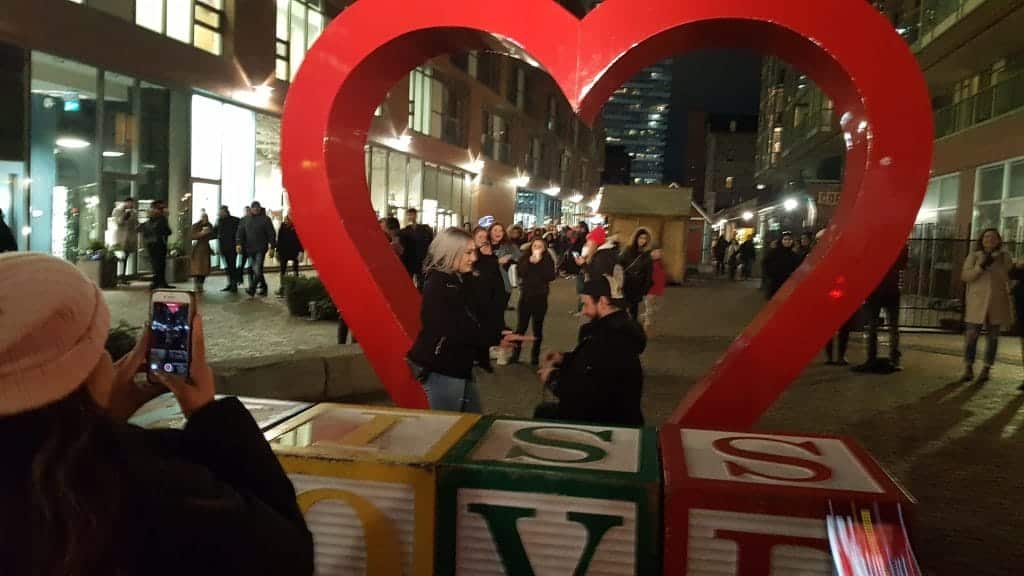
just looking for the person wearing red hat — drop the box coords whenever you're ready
[0,253,313,575]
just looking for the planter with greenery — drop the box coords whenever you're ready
[106,321,141,362]
[76,240,118,288]
[282,275,338,320]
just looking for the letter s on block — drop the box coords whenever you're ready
[297,488,403,575]
[711,436,833,484]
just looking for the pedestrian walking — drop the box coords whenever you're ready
[275,214,303,296]
[236,200,277,298]
[513,237,557,366]
[399,207,434,289]
[713,234,727,276]
[534,274,646,425]
[0,253,314,576]
[381,216,404,256]
[620,227,654,320]
[959,228,1014,383]
[110,197,138,285]
[471,226,507,350]
[139,200,172,290]
[0,208,15,254]
[853,247,908,373]
[762,232,801,299]
[189,212,214,292]
[214,206,241,292]
[407,227,526,411]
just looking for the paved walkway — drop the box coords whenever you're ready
[104,273,1024,575]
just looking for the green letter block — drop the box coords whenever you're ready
[436,416,661,575]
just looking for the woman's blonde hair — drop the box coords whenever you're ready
[424,227,474,274]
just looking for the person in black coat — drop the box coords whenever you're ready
[214,205,241,292]
[275,214,304,296]
[0,255,313,576]
[762,232,802,299]
[470,226,508,348]
[407,228,525,412]
[853,247,908,372]
[139,200,173,290]
[399,207,434,289]
[0,208,16,253]
[620,227,654,320]
[536,274,646,426]
[514,237,558,365]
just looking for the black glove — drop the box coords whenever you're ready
[981,253,995,270]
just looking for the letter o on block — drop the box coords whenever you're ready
[659,425,915,575]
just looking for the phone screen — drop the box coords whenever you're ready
[149,301,191,376]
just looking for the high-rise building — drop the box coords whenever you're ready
[0,0,600,266]
[586,0,672,184]
[600,62,673,184]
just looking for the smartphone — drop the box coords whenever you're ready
[571,251,581,259]
[148,291,196,378]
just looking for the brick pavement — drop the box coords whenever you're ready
[105,272,1024,575]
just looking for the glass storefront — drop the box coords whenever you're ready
[364,144,472,230]
[27,51,169,262]
[514,188,562,229]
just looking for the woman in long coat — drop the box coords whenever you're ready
[190,212,214,292]
[960,228,1014,383]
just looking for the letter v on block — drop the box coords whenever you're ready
[468,503,624,576]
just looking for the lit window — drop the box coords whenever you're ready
[276,0,327,81]
[135,0,223,55]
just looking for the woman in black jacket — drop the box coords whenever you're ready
[620,227,654,320]
[514,237,558,365]
[0,253,313,576]
[407,228,524,412]
[471,226,508,348]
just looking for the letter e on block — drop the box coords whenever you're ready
[659,426,915,575]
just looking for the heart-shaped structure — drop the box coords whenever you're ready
[281,0,933,428]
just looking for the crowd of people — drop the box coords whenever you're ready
[406,218,666,425]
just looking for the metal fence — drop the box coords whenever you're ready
[902,233,970,331]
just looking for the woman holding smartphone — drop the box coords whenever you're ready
[514,237,557,366]
[0,253,314,575]
[408,228,525,411]
[960,228,1014,383]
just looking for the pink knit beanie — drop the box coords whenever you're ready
[0,253,111,415]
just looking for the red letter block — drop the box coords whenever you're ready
[660,426,914,575]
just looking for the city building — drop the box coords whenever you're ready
[600,61,673,184]
[754,0,1024,326]
[0,0,601,271]
[756,1,1024,238]
[703,115,758,215]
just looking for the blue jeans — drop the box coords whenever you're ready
[422,372,481,413]
[964,322,999,367]
[246,251,267,293]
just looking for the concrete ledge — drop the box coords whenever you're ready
[211,344,385,402]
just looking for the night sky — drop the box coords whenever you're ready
[663,49,763,185]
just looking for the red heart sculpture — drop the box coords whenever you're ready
[282,0,933,428]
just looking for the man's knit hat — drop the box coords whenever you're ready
[0,253,111,415]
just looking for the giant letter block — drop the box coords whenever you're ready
[264,403,479,575]
[660,426,914,575]
[129,393,311,437]
[436,416,661,575]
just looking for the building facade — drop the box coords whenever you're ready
[0,0,600,268]
[600,62,673,184]
[703,115,758,216]
[755,0,1024,243]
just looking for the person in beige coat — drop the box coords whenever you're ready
[189,212,214,292]
[960,228,1014,383]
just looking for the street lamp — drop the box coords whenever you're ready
[783,198,799,212]
[742,211,754,221]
